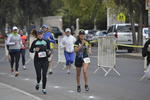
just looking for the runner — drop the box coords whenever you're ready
[61,28,76,74]
[29,29,37,60]
[19,29,27,70]
[74,30,92,92]
[29,30,50,94]
[42,25,55,75]
[7,26,22,77]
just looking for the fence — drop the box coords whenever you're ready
[94,36,120,76]
[58,36,66,63]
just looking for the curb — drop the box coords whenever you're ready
[116,53,143,59]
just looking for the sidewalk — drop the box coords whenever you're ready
[0,82,42,100]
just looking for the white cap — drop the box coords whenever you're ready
[65,28,71,32]
[12,26,18,30]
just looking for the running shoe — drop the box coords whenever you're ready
[15,72,19,77]
[23,66,26,70]
[77,85,81,93]
[67,69,70,74]
[48,71,53,75]
[85,85,89,92]
[35,84,39,90]
[42,89,47,95]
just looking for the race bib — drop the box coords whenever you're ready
[38,52,46,58]
[83,57,91,63]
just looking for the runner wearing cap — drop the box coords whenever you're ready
[7,26,23,77]
[29,30,51,94]
[42,25,55,75]
[74,30,92,92]
[61,28,76,74]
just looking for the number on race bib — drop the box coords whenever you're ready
[38,52,46,58]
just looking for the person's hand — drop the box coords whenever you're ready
[82,40,86,45]
[35,47,40,51]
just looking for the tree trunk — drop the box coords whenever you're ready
[128,0,137,52]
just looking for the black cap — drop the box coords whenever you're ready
[37,30,44,35]
[79,30,85,35]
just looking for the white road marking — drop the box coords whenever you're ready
[53,86,61,89]
[23,78,30,81]
[0,82,43,100]
[68,90,75,93]
[88,96,96,100]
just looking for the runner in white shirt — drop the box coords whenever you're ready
[62,28,76,74]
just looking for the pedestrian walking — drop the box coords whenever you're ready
[74,30,92,92]
[29,30,51,94]
[61,28,76,74]
[19,29,27,70]
[7,26,22,77]
[42,25,55,75]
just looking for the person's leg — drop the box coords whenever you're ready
[64,51,71,73]
[34,61,42,88]
[42,61,48,89]
[48,54,53,74]
[42,61,48,94]
[22,49,26,65]
[76,67,81,86]
[9,52,14,72]
[83,63,89,91]
[14,52,20,76]
[21,49,26,69]
[75,57,83,92]
[69,52,75,69]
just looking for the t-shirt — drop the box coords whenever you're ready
[7,33,22,50]
[74,39,90,58]
[61,35,76,53]
[29,39,50,61]
[21,35,27,49]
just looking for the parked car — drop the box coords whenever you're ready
[107,23,138,53]
[143,27,149,45]
[51,27,62,39]
[85,30,98,46]
[91,30,107,46]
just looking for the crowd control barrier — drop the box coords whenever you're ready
[58,36,66,63]
[94,36,120,76]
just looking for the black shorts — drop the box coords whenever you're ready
[75,57,84,68]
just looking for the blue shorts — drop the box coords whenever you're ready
[64,51,75,65]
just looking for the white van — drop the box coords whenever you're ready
[107,23,138,53]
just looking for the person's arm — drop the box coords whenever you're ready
[88,43,92,55]
[6,35,16,45]
[74,41,82,52]
[49,34,56,43]
[60,37,65,48]
[29,40,36,53]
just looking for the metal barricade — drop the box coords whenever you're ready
[58,36,66,63]
[140,57,148,80]
[94,36,120,76]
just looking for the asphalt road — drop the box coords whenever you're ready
[0,47,150,100]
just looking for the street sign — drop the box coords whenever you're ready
[117,13,126,22]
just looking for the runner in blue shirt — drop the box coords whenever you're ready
[42,25,55,74]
